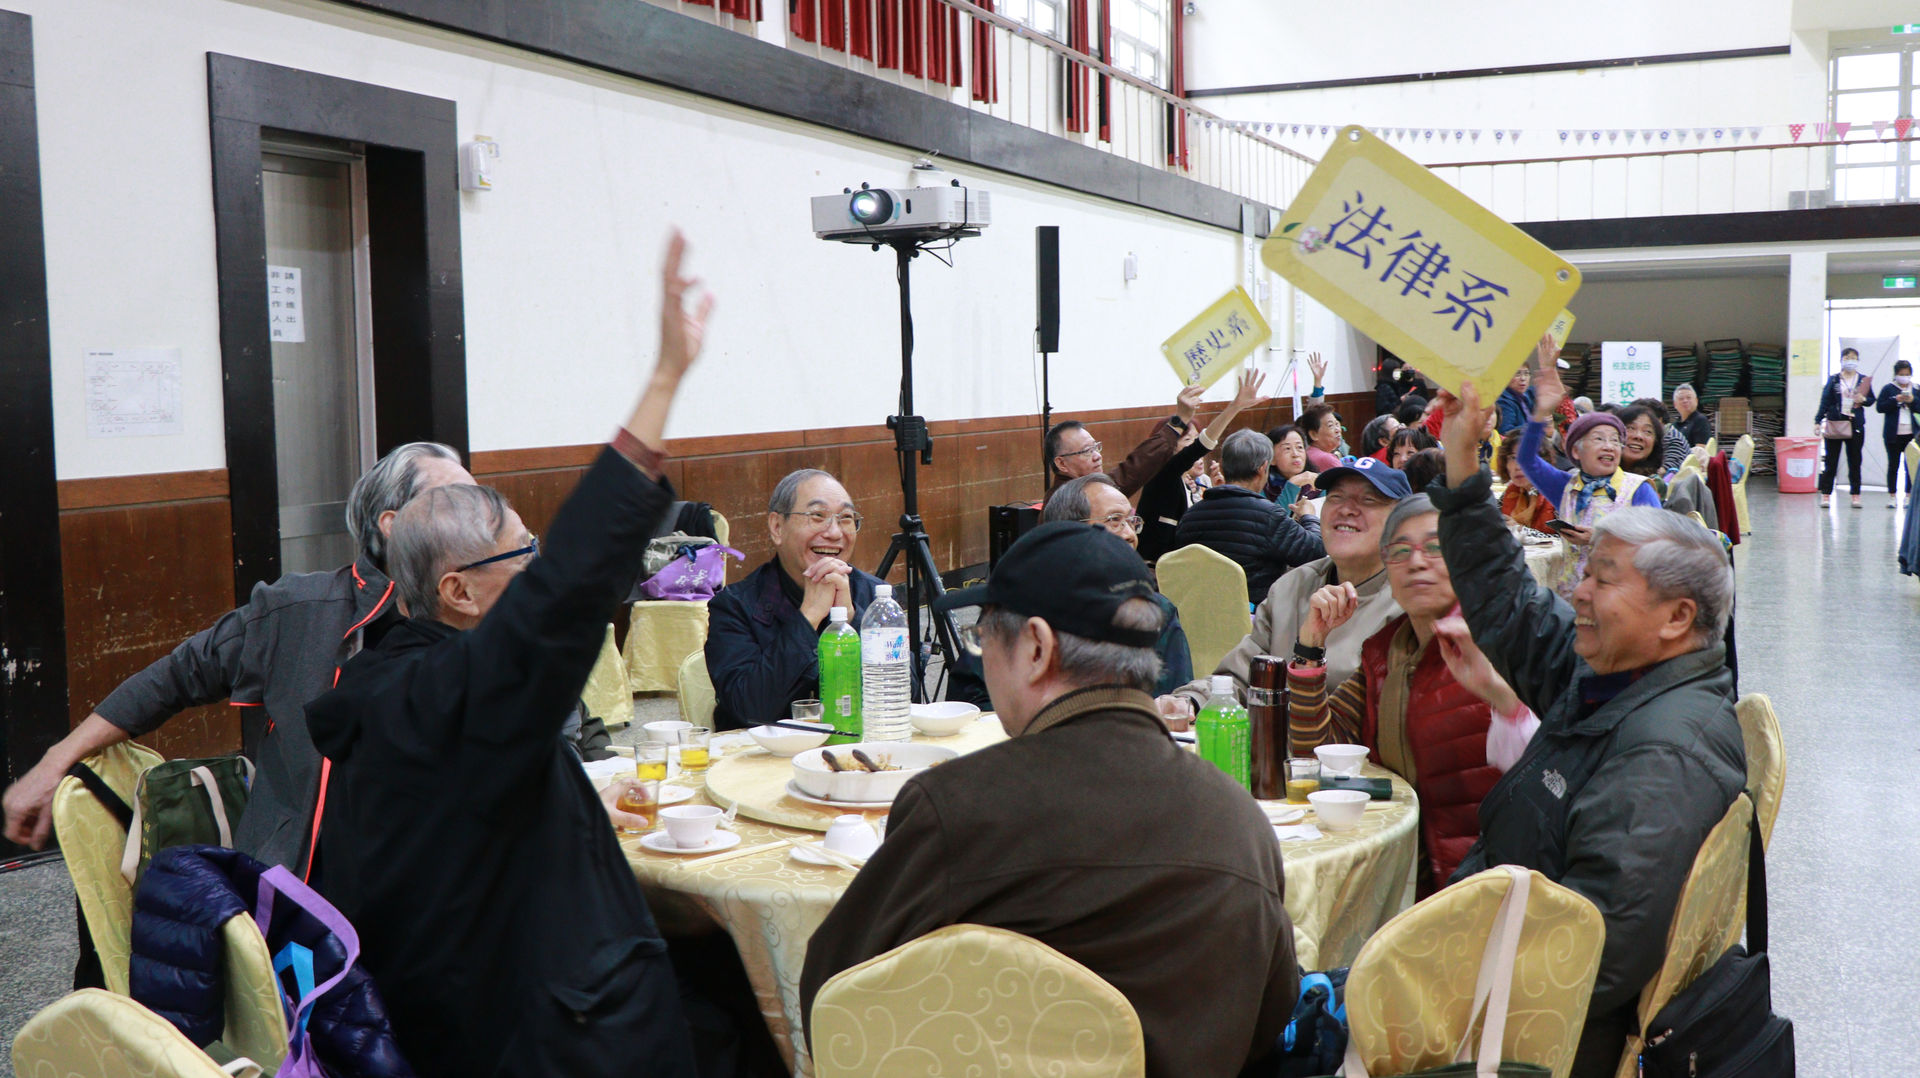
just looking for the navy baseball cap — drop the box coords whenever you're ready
[933,521,1159,647]
[1316,457,1413,501]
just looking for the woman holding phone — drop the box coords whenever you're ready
[1877,360,1919,508]
[1816,348,1874,508]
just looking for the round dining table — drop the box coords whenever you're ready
[617,718,1419,1075]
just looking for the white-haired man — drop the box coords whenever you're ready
[1433,378,1746,1078]
[2,440,471,875]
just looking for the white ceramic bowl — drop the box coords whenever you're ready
[909,701,981,737]
[1314,744,1369,777]
[643,720,694,744]
[660,804,724,848]
[791,742,959,804]
[1307,789,1369,832]
[748,723,833,756]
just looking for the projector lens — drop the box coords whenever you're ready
[849,189,893,225]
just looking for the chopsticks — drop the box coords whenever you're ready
[767,720,837,735]
[676,840,787,868]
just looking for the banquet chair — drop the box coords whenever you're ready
[1345,868,1604,1078]
[1905,440,1919,490]
[13,989,250,1078]
[810,923,1145,1078]
[1703,436,1718,459]
[1734,694,1786,848]
[1730,434,1755,534]
[1155,544,1252,676]
[676,650,717,729]
[623,510,731,694]
[53,741,164,996]
[581,623,635,729]
[1613,795,1754,1078]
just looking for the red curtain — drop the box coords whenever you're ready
[1165,0,1187,168]
[1096,0,1111,141]
[796,0,959,86]
[688,0,762,19]
[1065,0,1091,134]
[970,0,997,102]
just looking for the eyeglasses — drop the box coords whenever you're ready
[1383,538,1444,565]
[456,535,539,572]
[786,510,864,533]
[1580,433,1623,449]
[1059,441,1103,459]
[1092,512,1143,534]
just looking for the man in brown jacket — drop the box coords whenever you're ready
[799,522,1299,1077]
[1046,384,1206,495]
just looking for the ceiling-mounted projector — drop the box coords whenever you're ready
[812,180,991,244]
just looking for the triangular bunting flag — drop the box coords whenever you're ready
[1641,129,1656,143]
[1875,120,1890,137]
[1509,129,1521,142]
[1607,130,1620,143]
[1471,129,1482,142]
[1897,117,1913,139]
[1659,130,1672,143]
[1789,123,1805,141]
[1318,125,1329,136]
[1574,131,1587,144]
[1815,123,1830,140]
[1438,130,1450,142]
[1558,129,1570,142]
[1747,126,1763,141]
[1494,130,1506,141]
[1712,128,1726,141]
[1693,128,1708,140]
[1834,121,1852,139]
[1453,130,1465,142]
[1590,130,1602,144]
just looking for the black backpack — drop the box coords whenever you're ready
[1637,816,1794,1077]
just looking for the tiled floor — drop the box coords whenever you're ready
[1,486,1915,1074]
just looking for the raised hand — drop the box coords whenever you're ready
[1176,384,1206,425]
[1437,382,1496,486]
[1230,368,1267,412]
[1307,351,1328,388]
[1433,616,1522,715]
[1299,582,1359,649]
[658,230,715,380]
[1529,335,1565,419]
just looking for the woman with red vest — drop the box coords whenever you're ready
[1286,493,1536,896]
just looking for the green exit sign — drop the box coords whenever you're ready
[1886,275,1918,288]
[1897,23,1920,33]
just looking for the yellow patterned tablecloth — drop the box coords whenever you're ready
[622,723,1418,1076]
[1524,539,1569,586]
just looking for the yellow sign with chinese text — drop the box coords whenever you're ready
[1262,126,1582,402]
[1547,309,1576,352]
[1160,286,1273,389]
[1789,339,1821,377]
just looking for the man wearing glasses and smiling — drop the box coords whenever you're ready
[706,468,886,728]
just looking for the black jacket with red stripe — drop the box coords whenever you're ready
[94,554,400,874]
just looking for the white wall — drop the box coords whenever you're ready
[1568,276,1790,350]
[19,0,1345,480]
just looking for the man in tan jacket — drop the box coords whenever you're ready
[800,522,1298,1077]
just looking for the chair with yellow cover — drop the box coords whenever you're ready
[1612,795,1754,1078]
[810,923,1144,1078]
[1735,695,1785,848]
[1344,866,1605,1078]
[1703,436,1719,460]
[1730,434,1754,534]
[1905,439,1919,490]
[1154,544,1251,676]
[676,650,717,729]
[581,623,635,729]
[13,989,251,1078]
[624,511,731,693]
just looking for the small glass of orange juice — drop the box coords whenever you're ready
[634,744,669,783]
[679,727,714,776]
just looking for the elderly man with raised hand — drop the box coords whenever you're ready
[1,440,470,873]
[800,521,1298,1077]
[306,235,713,1078]
[705,468,884,729]
[1155,459,1408,726]
[1431,381,1746,1078]
[1173,428,1325,602]
[1046,383,1209,496]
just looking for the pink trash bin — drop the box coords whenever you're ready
[1774,436,1821,493]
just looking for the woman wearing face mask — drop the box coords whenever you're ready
[1816,348,1874,508]
[1877,361,1919,507]
[1515,342,1661,598]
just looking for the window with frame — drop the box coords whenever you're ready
[1106,0,1167,86]
[999,0,1063,37]
[1830,45,1913,204]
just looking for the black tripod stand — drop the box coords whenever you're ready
[872,239,962,702]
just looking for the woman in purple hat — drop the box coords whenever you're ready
[1515,340,1662,598]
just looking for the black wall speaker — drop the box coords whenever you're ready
[1035,225,1060,353]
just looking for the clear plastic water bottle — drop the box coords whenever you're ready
[818,606,862,745]
[859,584,912,742]
[1197,675,1251,790]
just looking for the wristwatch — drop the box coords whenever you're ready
[1292,641,1327,667]
[1168,414,1190,433]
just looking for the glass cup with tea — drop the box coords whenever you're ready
[679,726,714,776]
[1286,757,1322,805]
[612,776,660,835]
[791,699,825,724]
[634,743,669,784]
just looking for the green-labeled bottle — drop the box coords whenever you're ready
[1196,674,1251,790]
[818,605,862,744]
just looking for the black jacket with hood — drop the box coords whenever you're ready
[308,448,696,1078]
[1432,468,1746,1078]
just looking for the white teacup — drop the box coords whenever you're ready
[823,814,881,859]
[644,720,693,745]
[661,805,724,849]
[1314,744,1369,777]
[1307,790,1369,832]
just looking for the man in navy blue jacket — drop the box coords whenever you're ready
[705,468,884,728]
[308,235,711,1078]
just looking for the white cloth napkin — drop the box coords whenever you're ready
[1274,823,1324,842]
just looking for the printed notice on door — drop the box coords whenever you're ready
[268,264,306,343]
[85,348,183,438]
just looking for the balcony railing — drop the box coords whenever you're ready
[1424,138,1903,223]
[640,0,1316,211]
